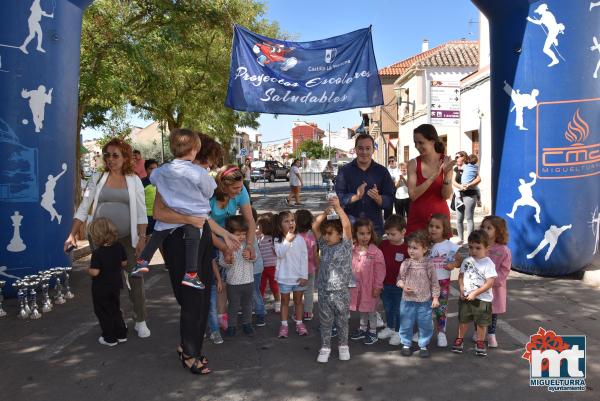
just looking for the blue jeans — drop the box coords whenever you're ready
[399,299,433,348]
[380,284,402,331]
[253,273,265,316]
[208,284,219,333]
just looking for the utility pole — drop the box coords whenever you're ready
[160,120,165,163]
[328,122,331,160]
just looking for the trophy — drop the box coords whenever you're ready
[27,278,42,319]
[63,266,74,299]
[13,281,30,319]
[326,180,339,220]
[38,272,53,313]
[51,268,66,305]
[0,281,7,318]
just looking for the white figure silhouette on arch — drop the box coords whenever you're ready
[526,224,572,261]
[21,85,53,133]
[503,81,539,131]
[591,2,600,11]
[40,163,67,224]
[507,172,541,224]
[591,36,600,79]
[19,0,54,54]
[591,207,600,255]
[527,3,565,67]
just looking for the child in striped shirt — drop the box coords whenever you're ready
[257,213,281,312]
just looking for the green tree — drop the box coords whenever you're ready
[293,140,333,159]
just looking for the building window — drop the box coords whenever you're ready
[469,130,480,155]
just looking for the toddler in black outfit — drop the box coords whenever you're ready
[88,217,128,346]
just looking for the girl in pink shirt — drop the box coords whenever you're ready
[349,219,386,345]
[480,216,512,348]
[295,210,318,321]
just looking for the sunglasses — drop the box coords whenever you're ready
[103,152,121,159]
[455,155,463,159]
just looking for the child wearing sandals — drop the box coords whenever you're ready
[313,196,354,363]
[349,219,386,346]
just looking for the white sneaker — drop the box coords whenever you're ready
[274,301,281,313]
[317,348,331,363]
[388,332,402,346]
[376,312,385,329]
[98,336,118,347]
[134,321,151,338]
[437,332,448,347]
[338,345,351,361]
[487,333,498,348]
[412,332,419,342]
[377,327,395,339]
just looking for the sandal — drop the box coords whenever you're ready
[177,346,208,365]
[180,354,212,375]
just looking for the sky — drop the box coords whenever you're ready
[82,0,480,142]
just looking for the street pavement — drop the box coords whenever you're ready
[1,184,598,400]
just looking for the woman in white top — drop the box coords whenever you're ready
[64,138,151,338]
[286,159,303,206]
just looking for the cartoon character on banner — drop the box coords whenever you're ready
[40,163,67,224]
[253,42,297,71]
[506,172,541,224]
[526,224,572,261]
[20,0,55,54]
[526,3,566,67]
[503,81,539,131]
[591,2,600,11]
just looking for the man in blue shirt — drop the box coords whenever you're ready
[335,134,395,235]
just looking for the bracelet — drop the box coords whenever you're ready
[443,180,451,185]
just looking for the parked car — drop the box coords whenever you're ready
[251,160,290,182]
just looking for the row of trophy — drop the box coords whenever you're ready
[0,267,74,320]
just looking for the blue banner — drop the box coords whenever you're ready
[0,0,92,296]
[225,25,383,115]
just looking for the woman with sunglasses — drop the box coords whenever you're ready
[65,138,151,339]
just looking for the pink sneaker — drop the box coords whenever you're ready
[278,324,289,338]
[296,322,308,336]
[218,314,228,331]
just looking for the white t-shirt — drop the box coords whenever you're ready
[290,165,302,187]
[274,235,308,285]
[429,240,459,281]
[460,256,497,302]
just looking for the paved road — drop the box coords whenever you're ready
[1,186,597,400]
[1,249,598,401]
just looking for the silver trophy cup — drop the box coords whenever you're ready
[63,266,74,299]
[51,268,66,305]
[13,281,29,319]
[38,272,53,313]
[27,278,42,319]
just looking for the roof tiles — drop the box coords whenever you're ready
[379,40,479,76]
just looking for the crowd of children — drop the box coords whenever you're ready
[88,182,512,361]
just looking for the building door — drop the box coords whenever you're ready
[403,146,409,163]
